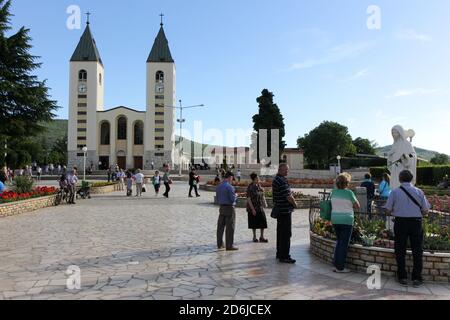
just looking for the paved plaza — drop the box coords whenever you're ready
[0,182,449,300]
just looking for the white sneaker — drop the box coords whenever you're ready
[334,268,351,273]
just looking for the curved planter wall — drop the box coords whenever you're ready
[310,232,450,283]
[0,195,57,218]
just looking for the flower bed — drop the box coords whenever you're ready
[0,186,57,204]
[428,195,450,213]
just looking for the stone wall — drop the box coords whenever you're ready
[90,184,120,194]
[310,232,450,283]
[0,195,57,218]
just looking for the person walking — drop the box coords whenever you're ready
[117,169,125,191]
[151,171,162,197]
[188,169,200,198]
[247,173,268,243]
[67,169,79,205]
[216,172,238,251]
[273,164,298,264]
[330,173,360,273]
[107,167,112,183]
[36,166,42,182]
[361,173,376,217]
[385,170,430,288]
[236,169,242,183]
[134,169,145,197]
[379,173,392,200]
[162,168,172,198]
[126,170,133,196]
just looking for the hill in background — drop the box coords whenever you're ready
[376,146,448,162]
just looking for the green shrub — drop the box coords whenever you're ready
[91,182,116,188]
[13,176,34,194]
[370,167,389,181]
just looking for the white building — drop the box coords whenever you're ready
[67,20,176,170]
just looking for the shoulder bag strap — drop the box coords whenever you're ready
[399,186,423,210]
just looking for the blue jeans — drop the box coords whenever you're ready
[333,224,353,271]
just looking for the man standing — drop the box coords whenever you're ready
[216,172,238,251]
[385,170,430,288]
[236,169,242,183]
[188,168,200,198]
[67,169,78,204]
[273,164,298,264]
[134,169,145,197]
[361,173,376,216]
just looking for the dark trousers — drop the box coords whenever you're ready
[276,214,292,259]
[217,206,236,249]
[394,217,424,281]
[333,224,353,271]
[163,182,171,197]
[189,184,199,196]
[68,185,76,204]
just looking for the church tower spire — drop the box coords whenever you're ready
[147,16,174,63]
[70,19,103,65]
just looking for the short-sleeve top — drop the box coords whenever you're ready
[246,183,265,211]
[272,174,293,215]
[331,189,358,226]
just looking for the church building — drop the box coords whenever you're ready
[67,18,176,170]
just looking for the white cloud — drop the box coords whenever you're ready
[347,68,369,81]
[396,29,432,42]
[290,42,374,70]
[387,88,440,98]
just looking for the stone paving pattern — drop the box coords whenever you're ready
[0,183,449,300]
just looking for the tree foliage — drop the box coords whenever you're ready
[353,137,377,155]
[0,0,58,168]
[297,121,356,169]
[430,153,449,165]
[252,89,286,162]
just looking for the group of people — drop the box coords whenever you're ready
[215,164,430,287]
[120,167,173,198]
[58,168,79,204]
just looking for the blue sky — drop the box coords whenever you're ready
[9,0,450,154]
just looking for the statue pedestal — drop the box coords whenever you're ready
[355,187,367,214]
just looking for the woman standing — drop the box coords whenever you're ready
[152,171,162,197]
[188,169,200,198]
[126,170,133,196]
[378,173,392,200]
[331,173,360,273]
[246,173,269,243]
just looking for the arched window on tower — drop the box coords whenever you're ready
[100,122,110,145]
[79,70,87,81]
[117,116,127,140]
[99,73,102,86]
[134,121,144,145]
[156,71,164,83]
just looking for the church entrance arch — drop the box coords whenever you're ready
[117,151,126,170]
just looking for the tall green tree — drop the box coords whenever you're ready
[0,0,58,168]
[297,121,356,169]
[352,137,377,155]
[252,89,286,162]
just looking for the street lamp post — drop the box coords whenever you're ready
[337,155,342,175]
[82,146,88,181]
[166,100,205,176]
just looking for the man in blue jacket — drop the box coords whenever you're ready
[216,171,238,251]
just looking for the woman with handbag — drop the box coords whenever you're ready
[330,173,360,273]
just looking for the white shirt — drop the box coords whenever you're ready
[134,173,144,184]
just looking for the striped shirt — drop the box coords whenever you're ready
[272,174,293,215]
[331,189,358,226]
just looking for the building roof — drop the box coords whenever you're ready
[147,26,174,63]
[97,106,145,114]
[70,24,103,65]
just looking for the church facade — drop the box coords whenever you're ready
[68,20,176,171]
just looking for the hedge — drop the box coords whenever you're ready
[340,157,387,170]
[370,165,450,186]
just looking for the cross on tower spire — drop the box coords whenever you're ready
[86,11,91,25]
[159,13,164,26]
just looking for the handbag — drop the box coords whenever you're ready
[270,206,280,219]
[320,195,332,221]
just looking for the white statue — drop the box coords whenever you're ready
[387,125,417,189]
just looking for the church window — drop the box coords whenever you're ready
[79,70,87,81]
[155,95,164,100]
[100,122,110,145]
[99,73,102,85]
[155,128,164,133]
[156,71,164,83]
[134,122,144,145]
[155,120,164,124]
[117,116,127,140]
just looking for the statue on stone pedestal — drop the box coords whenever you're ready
[387,125,417,189]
